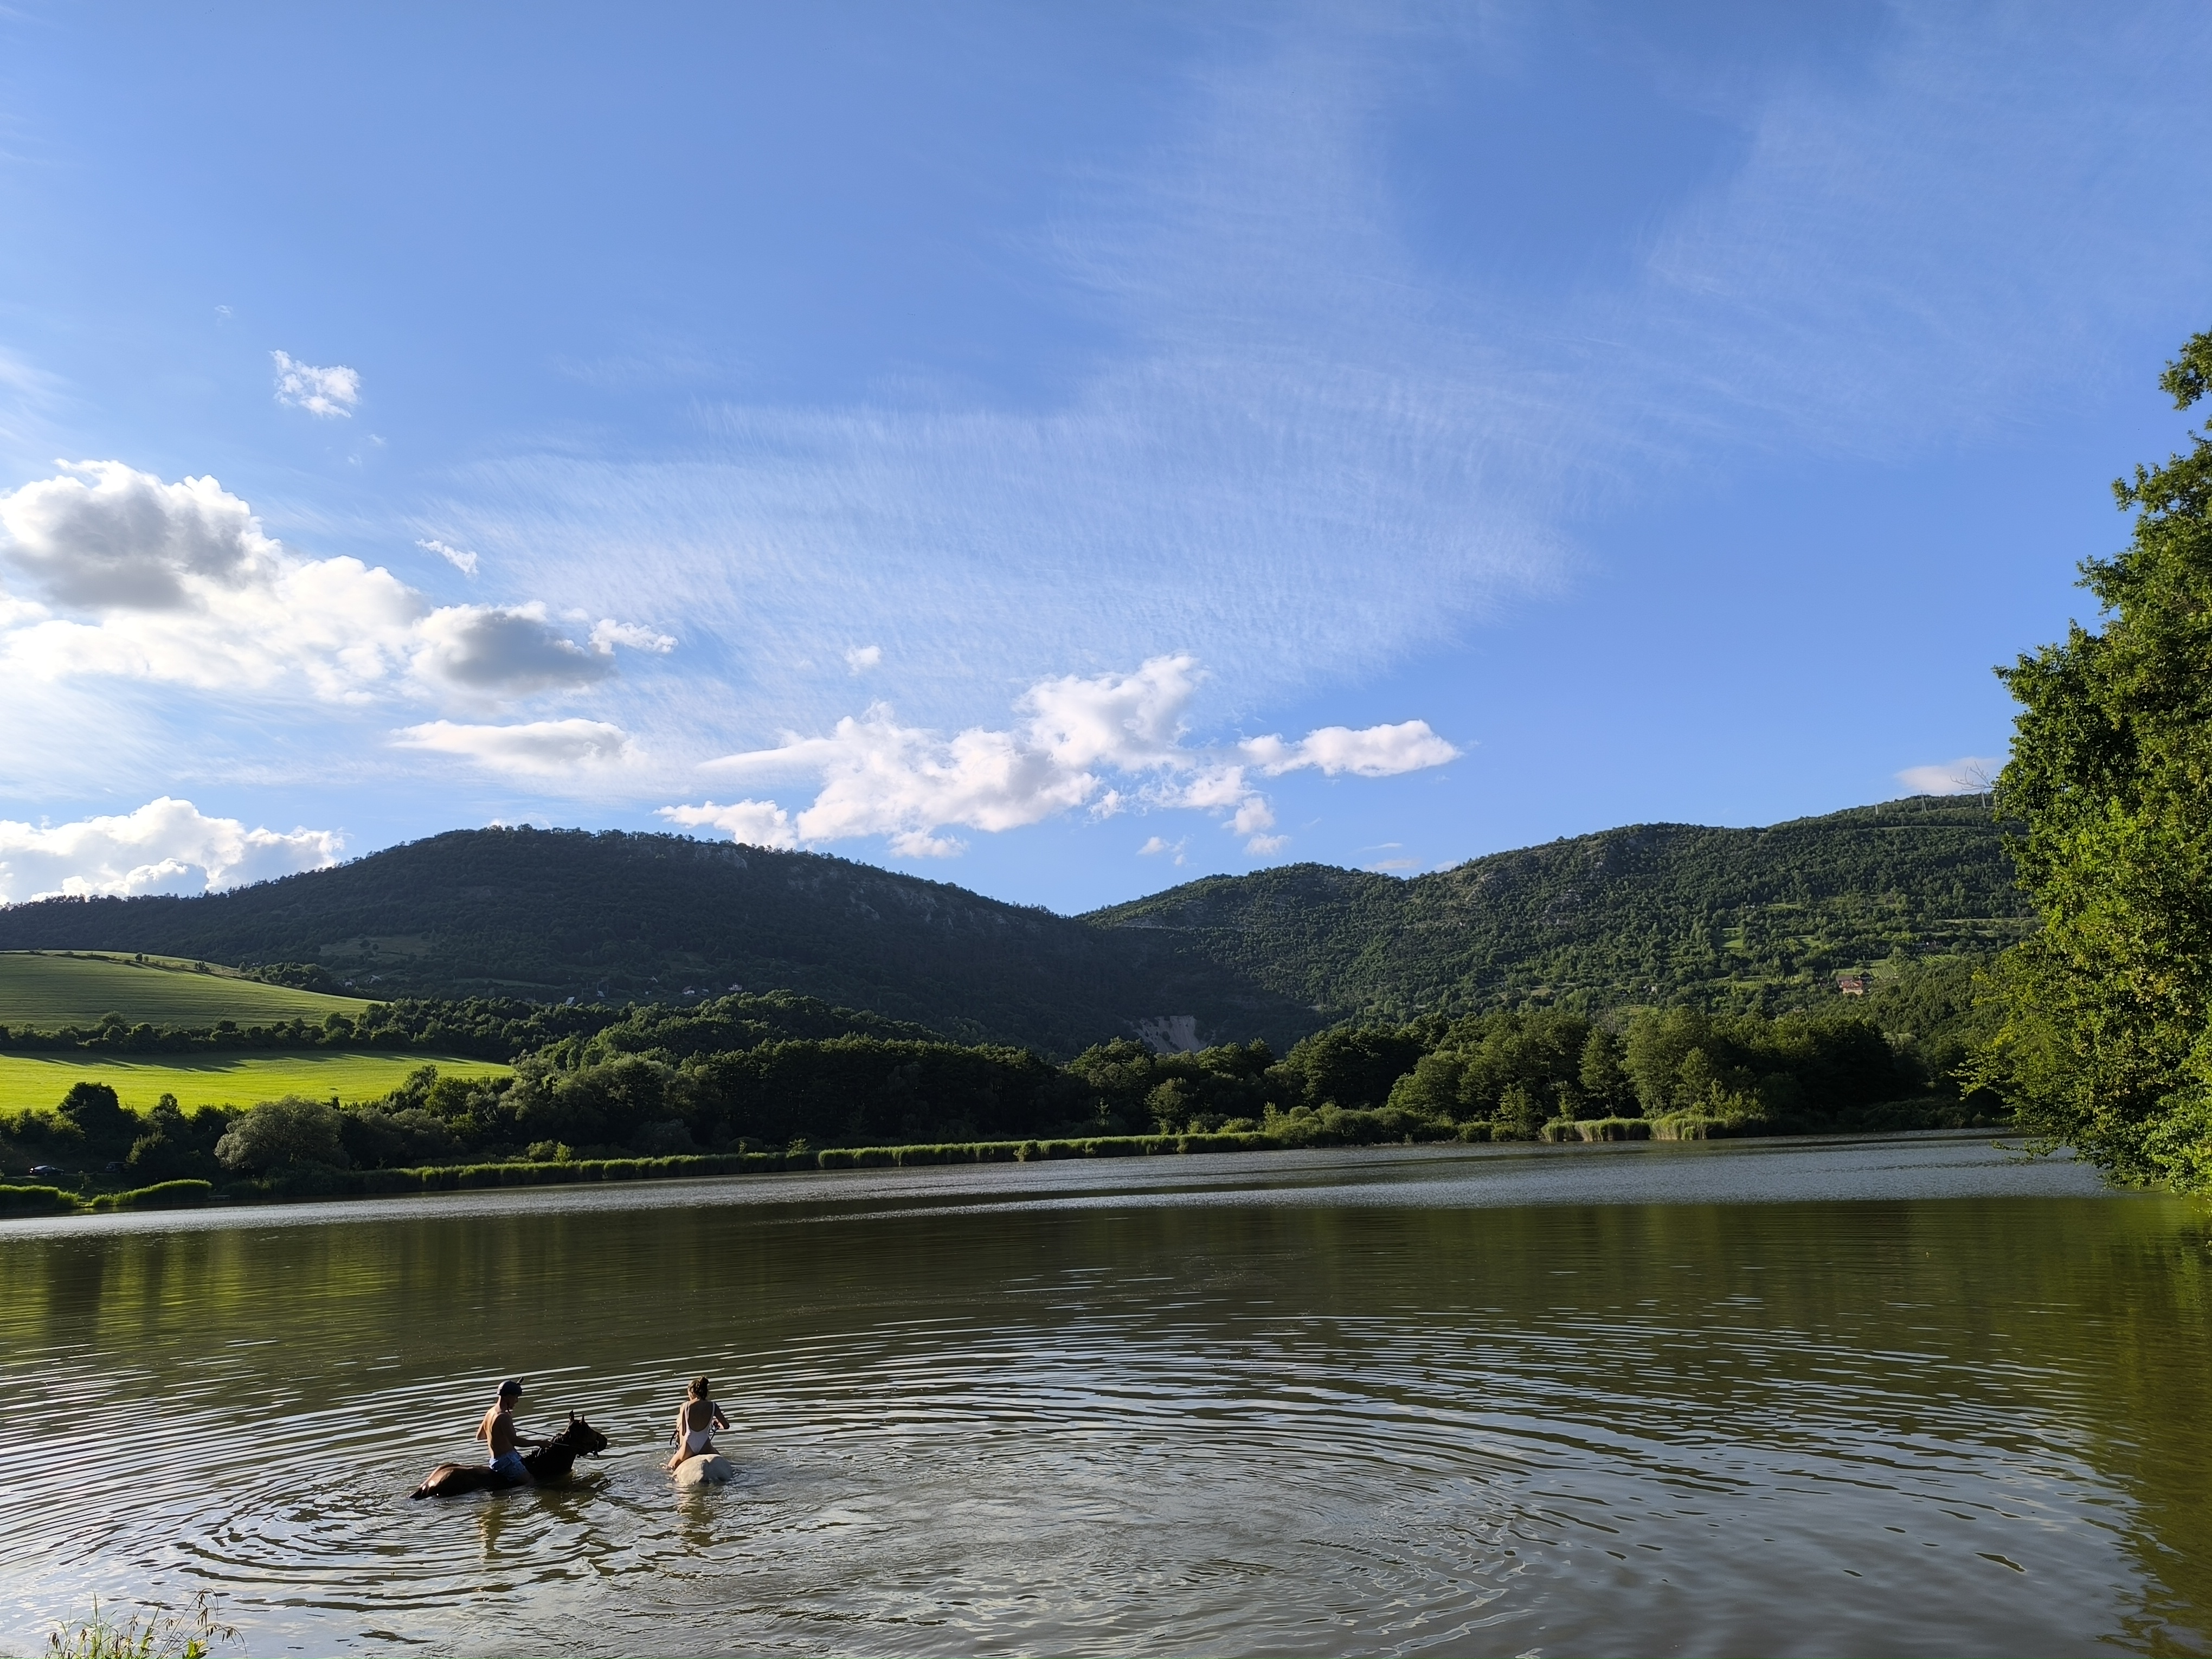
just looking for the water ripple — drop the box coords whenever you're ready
[1,1136,2205,1656]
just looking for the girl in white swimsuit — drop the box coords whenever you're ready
[666,1374,731,1470]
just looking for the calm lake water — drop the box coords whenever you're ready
[2,1133,2208,1657]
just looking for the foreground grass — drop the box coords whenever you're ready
[0,1050,510,1115]
[0,950,368,1032]
[43,1592,238,1658]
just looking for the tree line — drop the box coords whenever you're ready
[3,974,1989,1189]
[0,987,933,1060]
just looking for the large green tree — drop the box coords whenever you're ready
[1980,331,2212,1188]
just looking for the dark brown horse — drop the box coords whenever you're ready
[409,1412,609,1499]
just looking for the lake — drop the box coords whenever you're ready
[2,1132,2207,1656]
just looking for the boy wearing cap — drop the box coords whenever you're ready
[474,1379,545,1482]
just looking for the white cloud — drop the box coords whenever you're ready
[1895,756,2002,796]
[0,796,342,902]
[393,718,638,778]
[657,799,799,850]
[1244,834,1290,857]
[677,653,1455,858]
[271,351,359,418]
[845,644,882,673]
[589,618,676,654]
[418,538,479,576]
[2,460,287,610]
[1227,795,1276,838]
[0,462,665,705]
[1241,721,1460,777]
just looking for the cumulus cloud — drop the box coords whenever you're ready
[1,461,282,610]
[393,718,638,778]
[1895,756,2002,796]
[676,653,1456,857]
[1241,721,1460,777]
[410,603,620,696]
[272,351,360,417]
[845,644,882,673]
[418,538,479,576]
[657,799,799,850]
[0,796,342,902]
[0,462,666,704]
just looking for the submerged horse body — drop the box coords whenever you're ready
[673,1451,736,1487]
[410,1413,609,1499]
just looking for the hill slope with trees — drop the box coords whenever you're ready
[1089,796,2030,1021]
[0,829,1307,1057]
[0,799,2029,1055]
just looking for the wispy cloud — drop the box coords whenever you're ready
[677,654,1455,857]
[271,351,360,418]
[0,796,341,901]
[845,644,882,673]
[417,538,480,576]
[1895,756,2001,796]
[425,7,2212,769]
[394,718,639,779]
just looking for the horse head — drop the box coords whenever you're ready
[558,1414,610,1457]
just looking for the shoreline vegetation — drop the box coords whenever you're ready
[1,962,2011,1216]
[0,1097,2003,1219]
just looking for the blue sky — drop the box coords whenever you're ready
[1,2,2207,911]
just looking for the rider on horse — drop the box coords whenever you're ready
[475,1379,547,1481]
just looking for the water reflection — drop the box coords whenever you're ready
[0,1135,2205,1655]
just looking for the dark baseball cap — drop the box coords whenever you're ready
[498,1378,523,1398]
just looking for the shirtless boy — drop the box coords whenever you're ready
[475,1379,545,1482]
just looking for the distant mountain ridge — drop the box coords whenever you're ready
[0,798,2030,1052]
[1087,796,2030,1020]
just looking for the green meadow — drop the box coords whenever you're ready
[0,1050,509,1115]
[0,950,370,1031]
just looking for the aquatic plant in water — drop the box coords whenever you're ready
[46,1594,237,1659]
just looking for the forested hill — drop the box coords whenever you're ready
[1088,796,2032,1021]
[0,829,1309,1057]
[0,799,2030,1053]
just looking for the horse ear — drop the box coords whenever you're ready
[570,1410,578,1424]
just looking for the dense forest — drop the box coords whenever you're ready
[0,798,2027,1055]
[1089,796,2029,1022]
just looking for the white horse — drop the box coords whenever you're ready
[672,1451,735,1487]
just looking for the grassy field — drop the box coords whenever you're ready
[0,1050,509,1114]
[0,950,370,1030]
